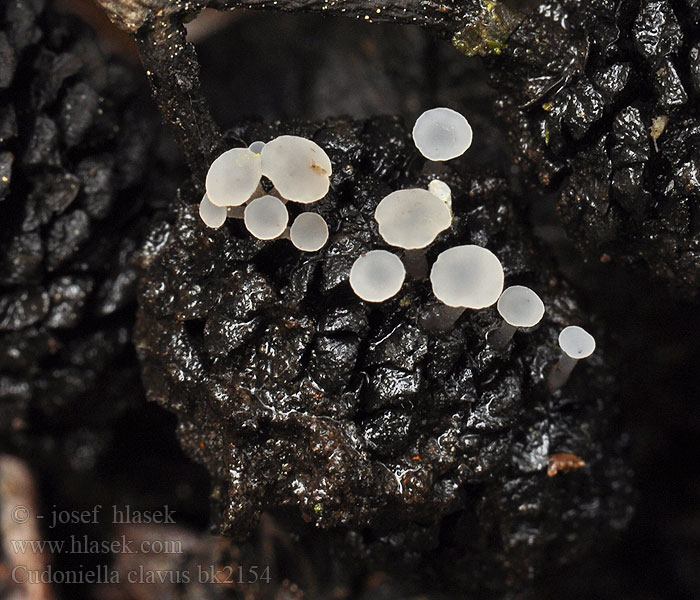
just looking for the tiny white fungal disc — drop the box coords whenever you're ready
[412,107,473,161]
[558,326,596,359]
[248,140,266,154]
[428,179,452,208]
[260,135,332,204]
[430,245,504,309]
[244,195,289,240]
[349,250,406,303]
[375,189,452,250]
[205,147,262,207]
[198,193,227,229]
[290,212,329,252]
[497,285,545,328]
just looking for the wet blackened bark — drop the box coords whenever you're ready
[136,17,224,178]
[97,0,488,35]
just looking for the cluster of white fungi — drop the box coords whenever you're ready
[200,136,330,251]
[200,108,595,389]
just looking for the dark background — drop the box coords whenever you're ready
[5,1,700,598]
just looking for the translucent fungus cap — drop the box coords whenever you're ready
[205,148,262,207]
[430,245,504,309]
[558,326,596,359]
[374,189,452,250]
[290,212,329,252]
[428,179,452,208]
[248,140,266,154]
[260,135,332,204]
[349,250,406,303]
[497,285,545,328]
[412,107,473,161]
[244,195,289,240]
[198,193,228,229]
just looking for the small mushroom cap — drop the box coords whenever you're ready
[244,195,289,240]
[428,179,452,208]
[497,285,545,328]
[248,140,266,154]
[198,193,227,229]
[430,245,504,309]
[349,250,406,303]
[558,326,596,359]
[290,212,329,252]
[261,135,332,204]
[412,107,473,161]
[205,148,262,207]
[375,189,452,250]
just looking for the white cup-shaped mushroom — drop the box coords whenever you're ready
[375,188,452,279]
[488,285,546,349]
[375,189,452,250]
[349,250,406,303]
[412,107,473,161]
[424,245,504,330]
[431,245,503,308]
[428,179,452,209]
[248,140,266,154]
[205,147,262,207]
[198,193,228,229]
[289,212,329,252]
[548,325,596,390]
[260,135,332,204]
[243,195,289,240]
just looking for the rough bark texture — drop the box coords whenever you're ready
[487,0,700,293]
[6,1,700,598]
[134,116,633,597]
[0,0,188,510]
[95,0,503,35]
[136,16,223,177]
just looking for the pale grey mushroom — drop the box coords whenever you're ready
[487,285,545,349]
[198,193,227,229]
[375,188,452,278]
[423,245,504,330]
[248,140,266,154]
[430,245,504,308]
[548,326,596,390]
[243,195,289,240]
[349,250,406,303]
[205,147,262,207]
[260,135,332,204]
[375,189,452,250]
[428,179,452,209]
[412,107,473,161]
[289,212,329,252]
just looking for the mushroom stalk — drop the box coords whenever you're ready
[419,305,466,331]
[252,181,267,200]
[547,354,578,391]
[265,185,288,203]
[488,285,545,350]
[227,205,245,219]
[548,326,596,390]
[402,249,429,279]
[486,321,517,350]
